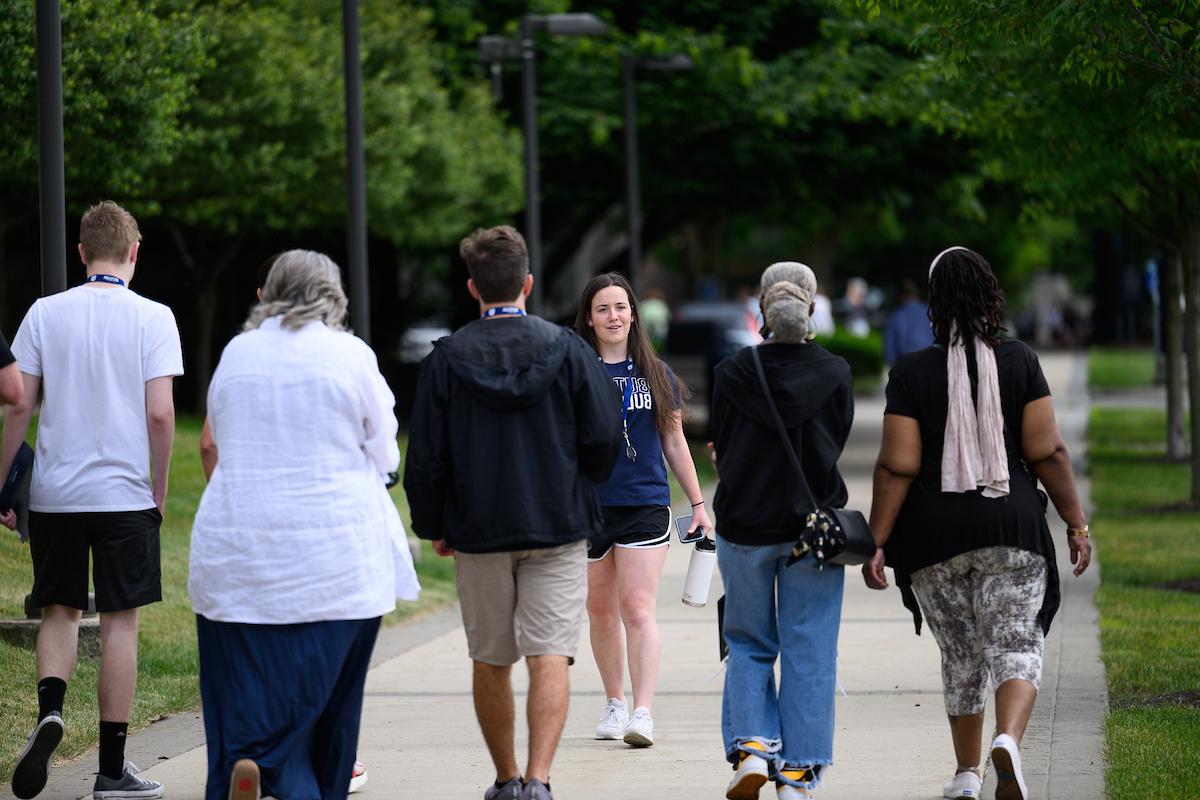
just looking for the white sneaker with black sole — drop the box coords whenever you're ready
[92,760,164,799]
[594,697,628,740]
[11,713,64,800]
[990,733,1028,800]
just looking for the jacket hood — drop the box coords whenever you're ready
[436,316,573,410]
[715,343,851,428]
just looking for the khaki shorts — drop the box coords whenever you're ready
[455,539,588,666]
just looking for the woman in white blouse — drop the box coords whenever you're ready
[189,250,418,800]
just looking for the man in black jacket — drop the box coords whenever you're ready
[405,225,621,800]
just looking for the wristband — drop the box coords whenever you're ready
[691,500,705,507]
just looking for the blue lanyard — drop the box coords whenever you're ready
[482,306,526,318]
[86,274,125,287]
[601,355,638,461]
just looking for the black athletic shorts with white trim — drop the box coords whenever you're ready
[587,505,671,561]
[29,509,163,612]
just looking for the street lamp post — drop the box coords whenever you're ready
[519,16,544,312]
[342,0,370,343]
[480,14,607,315]
[621,53,693,295]
[36,0,67,296]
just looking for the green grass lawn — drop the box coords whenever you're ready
[0,417,456,781]
[1089,407,1200,799]
[1088,347,1156,390]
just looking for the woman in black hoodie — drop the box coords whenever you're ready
[710,262,854,800]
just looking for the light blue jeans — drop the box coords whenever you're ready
[718,538,845,789]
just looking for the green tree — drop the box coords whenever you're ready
[146,0,523,409]
[864,0,1200,498]
[423,1,1003,311]
[0,1,206,325]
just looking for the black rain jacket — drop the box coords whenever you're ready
[404,315,622,553]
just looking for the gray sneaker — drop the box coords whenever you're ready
[12,714,64,799]
[521,778,554,800]
[92,761,164,799]
[484,776,522,800]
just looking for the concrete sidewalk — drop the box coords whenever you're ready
[8,353,1105,800]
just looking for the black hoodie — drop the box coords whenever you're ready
[404,315,622,553]
[711,342,854,546]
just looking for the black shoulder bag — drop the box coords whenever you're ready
[750,345,875,566]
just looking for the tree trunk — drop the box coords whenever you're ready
[165,221,242,415]
[1183,225,1200,505]
[194,278,218,414]
[1164,251,1187,460]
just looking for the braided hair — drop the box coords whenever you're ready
[927,248,1006,348]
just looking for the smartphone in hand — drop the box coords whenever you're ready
[675,513,705,544]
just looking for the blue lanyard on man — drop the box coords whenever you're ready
[86,274,125,287]
[599,355,637,461]
[482,306,526,318]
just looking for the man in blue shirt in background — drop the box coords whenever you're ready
[884,280,934,365]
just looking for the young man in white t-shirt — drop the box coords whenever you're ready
[0,201,182,800]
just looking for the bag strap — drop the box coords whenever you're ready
[750,345,818,511]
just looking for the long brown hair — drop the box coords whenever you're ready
[574,272,688,434]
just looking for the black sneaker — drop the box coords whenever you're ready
[92,761,164,799]
[11,714,64,799]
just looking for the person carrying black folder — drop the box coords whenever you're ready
[0,201,182,800]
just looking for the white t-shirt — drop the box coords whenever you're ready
[189,318,419,623]
[12,283,184,512]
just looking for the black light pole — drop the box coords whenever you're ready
[519,15,544,313]
[36,0,67,296]
[621,56,641,295]
[342,0,370,343]
[621,53,693,295]
[479,14,606,315]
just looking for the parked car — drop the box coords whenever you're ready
[662,302,760,435]
[393,321,452,424]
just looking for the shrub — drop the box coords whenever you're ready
[813,330,884,377]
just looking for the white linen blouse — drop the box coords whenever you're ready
[189,317,419,624]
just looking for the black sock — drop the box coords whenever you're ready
[36,677,66,721]
[98,721,128,780]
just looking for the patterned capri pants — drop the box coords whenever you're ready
[910,546,1048,716]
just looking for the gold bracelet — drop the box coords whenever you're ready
[1067,524,1090,538]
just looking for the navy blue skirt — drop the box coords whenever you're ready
[196,614,381,800]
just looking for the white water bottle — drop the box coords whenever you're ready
[682,537,717,607]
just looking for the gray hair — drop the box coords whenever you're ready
[759,261,817,343]
[244,250,349,332]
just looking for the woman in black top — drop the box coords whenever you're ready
[711,262,853,800]
[863,247,1092,800]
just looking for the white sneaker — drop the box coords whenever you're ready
[777,785,813,800]
[943,769,982,799]
[594,697,628,740]
[726,747,770,800]
[622,706,654,747]
[990,734,1028,800]
[776,767,816,800]
[348,760,368,793]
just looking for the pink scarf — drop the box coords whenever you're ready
[930,247,1009,498]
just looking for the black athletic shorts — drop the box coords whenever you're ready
[587,505,671,561]
[29,509,163,612]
